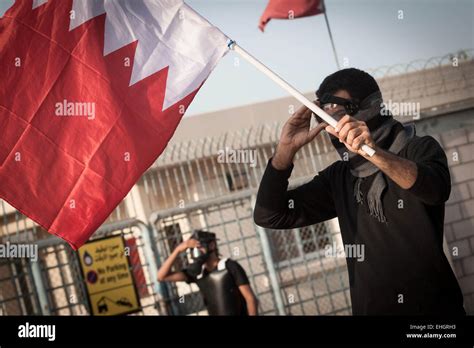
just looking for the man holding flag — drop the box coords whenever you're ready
[253,68,466,316]
[1,0,465,318]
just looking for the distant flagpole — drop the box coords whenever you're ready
[322,1,341,70]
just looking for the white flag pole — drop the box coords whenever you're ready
[227,40,375,157]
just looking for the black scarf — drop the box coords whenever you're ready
[330,91,416,223]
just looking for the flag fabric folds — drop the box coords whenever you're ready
[0,0,229,249]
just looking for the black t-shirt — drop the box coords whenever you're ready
[254,135,465,315]
[183,258,250,315]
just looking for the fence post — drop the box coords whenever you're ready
[251,195,286,315]
[30,257,51,315]
[137,220,172,315]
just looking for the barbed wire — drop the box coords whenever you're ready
[156,49,474,166]
[367,49,473,78]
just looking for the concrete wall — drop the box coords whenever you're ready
[435,126,474,314]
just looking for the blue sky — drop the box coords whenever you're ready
[1,0,473,116]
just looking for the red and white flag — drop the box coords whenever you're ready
[0,0,229,249]
[259,0,325,32]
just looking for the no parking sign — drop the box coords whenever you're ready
[78,235,141,316]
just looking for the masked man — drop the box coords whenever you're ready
[253,68,465,315]
[157,230,258,315]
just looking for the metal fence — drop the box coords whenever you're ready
[0,219,164,316]
[148,190,350,316]
[0,210,349,316]
[1,50,473,316]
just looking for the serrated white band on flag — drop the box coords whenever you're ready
[34,0,230,110]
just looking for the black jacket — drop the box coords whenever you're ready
[254,135,465,315]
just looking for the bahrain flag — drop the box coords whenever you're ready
[0,0,229,249]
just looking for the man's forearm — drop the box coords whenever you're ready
[326,115,418,190]
[157,248,180,281]
[238,284,259,315]
[246,297,258,316]
[366,146,418,189]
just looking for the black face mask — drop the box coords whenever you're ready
[191,247,211,262]
[186,244,213,278]
[188,230,217,270]
[191,240,212,259]
[185,257,205,278]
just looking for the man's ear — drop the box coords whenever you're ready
[209,241,216,251]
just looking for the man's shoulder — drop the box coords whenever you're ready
[401,134,444,157]
[224,258,244,273]
[408,134,441,147]
[224,258,250,285]
[224,258,238,269]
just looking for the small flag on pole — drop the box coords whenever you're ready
[259,0,325,32]
[0,0,229,249]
